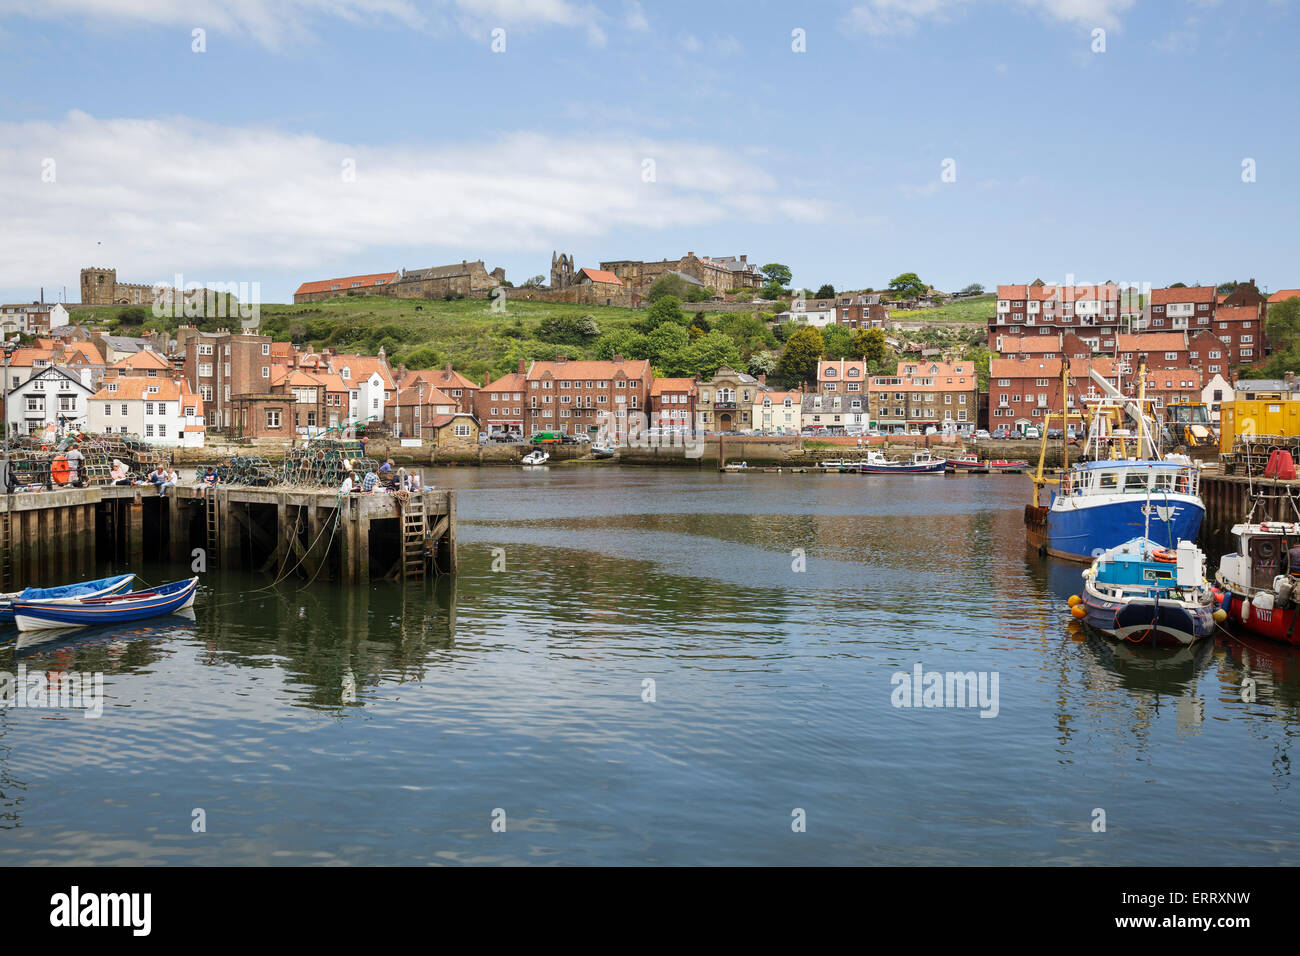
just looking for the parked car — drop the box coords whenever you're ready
[1023,426,1041,440]
[974,429,991,441]
[991,427,1013,439]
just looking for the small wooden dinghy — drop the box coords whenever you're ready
[13,576,199,632]
[0,574,135,625]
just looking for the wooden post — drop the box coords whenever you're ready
[170,495,186,564]
[446,490,457,573]
[219,491,238,567]
[128,495,144,567]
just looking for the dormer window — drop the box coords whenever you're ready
[107,383,118,392]
[147,386,159,394]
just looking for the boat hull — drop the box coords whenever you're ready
[1225,594,1300,645]
[13,577,199,632]
[859,462,946,474]
[1047,494,1204,563]
[0,574,135,625]
[1082,590,1215,646]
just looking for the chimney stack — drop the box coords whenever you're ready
[517,358,526,374]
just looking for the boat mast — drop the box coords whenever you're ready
[1135,354,1147,461]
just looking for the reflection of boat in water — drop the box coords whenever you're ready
[1079,537,1218,646]
[1026,358,1203,562]
[15,607,197,653]
[1081,627,1215,693]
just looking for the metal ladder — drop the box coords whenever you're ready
[205,490,219,566]
[0,504,11,590]
[400,494,427,580]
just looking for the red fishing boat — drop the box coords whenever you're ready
[1215,521,1300,644]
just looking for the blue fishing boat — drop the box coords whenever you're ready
[1076,537,1218,646]
[12,576,199,632]
[0,574,135,625]
[1026,359,1204,562]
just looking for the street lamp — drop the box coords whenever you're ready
[2,340,17,494]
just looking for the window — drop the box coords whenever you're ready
[145,424,154,437]
[121,404,128,415]
[199,364,213,377]
[199,344,213,356]
[262,366,270,377]
[200,386,213,401]
[454,424,471,438]
[103,403,111,415]
[157,425,166,437]
[261,344,270,355]
[107,383,118,392]
[266,410,281,428]
[145,402,154,415]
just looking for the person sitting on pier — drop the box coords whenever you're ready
[156,467,178,497]
[201,467,219,487]
[405,471,421,493]
[148,465,169,494]
[339,471,356,495]
[361,470,379,493]
[110,460,131,485]
[379,458,394,474]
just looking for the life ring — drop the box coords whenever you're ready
[1152,548,1178,563]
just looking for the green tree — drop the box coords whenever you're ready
[641,295,686,331]
[646,322,691,368]
[646,273,690,303]
[815,284,835,298]
[683,330,742,379]
[594,328,650,361]
[717,311,777,357]
[689,311,712,336]
[888,272,928,300]
[776,326,824,387]
[761,263,792,287]
[851,328,887,365]
[821,323,855,360]
[966,344,991,391]
[536,314,601,345]
[960,283,984,295]
[402,346,442,369]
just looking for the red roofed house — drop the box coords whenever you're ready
[400,365,479,415]
[1143,368,1204,414]
[1146,286,1217,334]
[991,281,1121,349]
[527,356,651,439]
[294,271,398,304]
[475,360,528,438]
[1269,289,1300,306]
[649,377,697,431]
[386,383,458,439]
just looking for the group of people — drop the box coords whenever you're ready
[339,459,424,496]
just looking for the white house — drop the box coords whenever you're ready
[5,366,95,437]
[780,301,838,328]
[1202,373,1234,424]
[86,377,206,447]
[350,371,387,427]
[0,303,69,336]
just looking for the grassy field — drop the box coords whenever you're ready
[888,294,996,325]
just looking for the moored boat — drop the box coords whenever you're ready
[521,450,550,465]
[590,444,616,459]
[988,458,1029,473]
[1076,537,1219,646]
[946,452,985,472]
[859,450,946,474]
[1216,520,1300,643]
[0,573,135,625]
[13,576,199,632]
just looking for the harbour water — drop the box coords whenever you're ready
[2,467,1299,865]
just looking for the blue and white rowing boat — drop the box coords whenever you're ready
[0,573,135,625]
[12,576,199,632]
[1078,537,1218,646]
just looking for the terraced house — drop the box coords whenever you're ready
[525,356,651,440]
[802,392,867,434]
[753,390,803,434]
[475,359,528,438]
[868,360,977,432]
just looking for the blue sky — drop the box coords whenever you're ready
[0,0,1297,304]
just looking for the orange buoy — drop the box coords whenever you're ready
[50,455,70,485]
[1067,594,1082,607]
[1071,604,1087,619]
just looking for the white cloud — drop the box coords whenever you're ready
[624,0,648,31]
[842,0,1135,35]
[0,111,828,288]
[1014,0,1135,30]
[841,0,970,35]
[0,0,606,49]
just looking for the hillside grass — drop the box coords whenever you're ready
[889,294,996,324]
[71,296,645,382]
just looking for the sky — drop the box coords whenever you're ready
[0,0,1296,305]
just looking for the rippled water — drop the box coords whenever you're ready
[2,466,1299,865]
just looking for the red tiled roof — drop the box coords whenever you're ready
[1114,333,1186,353]
[110,349,170,370]
[1216,305,1261,321]
[997,285,1027,300]
[1000,336,1063,354]
[1150,285,1216,305]
[529,359,651,380]
[331,353,397,389]
[294,272,397,297]
[650,377,697,395]
[1268,289,1300,304]
[394,384,455,407]
[579,268,623,286]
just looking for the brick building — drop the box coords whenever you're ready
[183,330,274,429]
[400,365,479,415]
[816,359,870,396]
[991,281,1122,349]
[386,384,458,439]
[526,356,651,439]
[475,360,528,437]
[292,271,398,304]
[649,377,696,431]
[834,293,889,329]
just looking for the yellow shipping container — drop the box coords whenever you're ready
[1219,399,1300,453]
